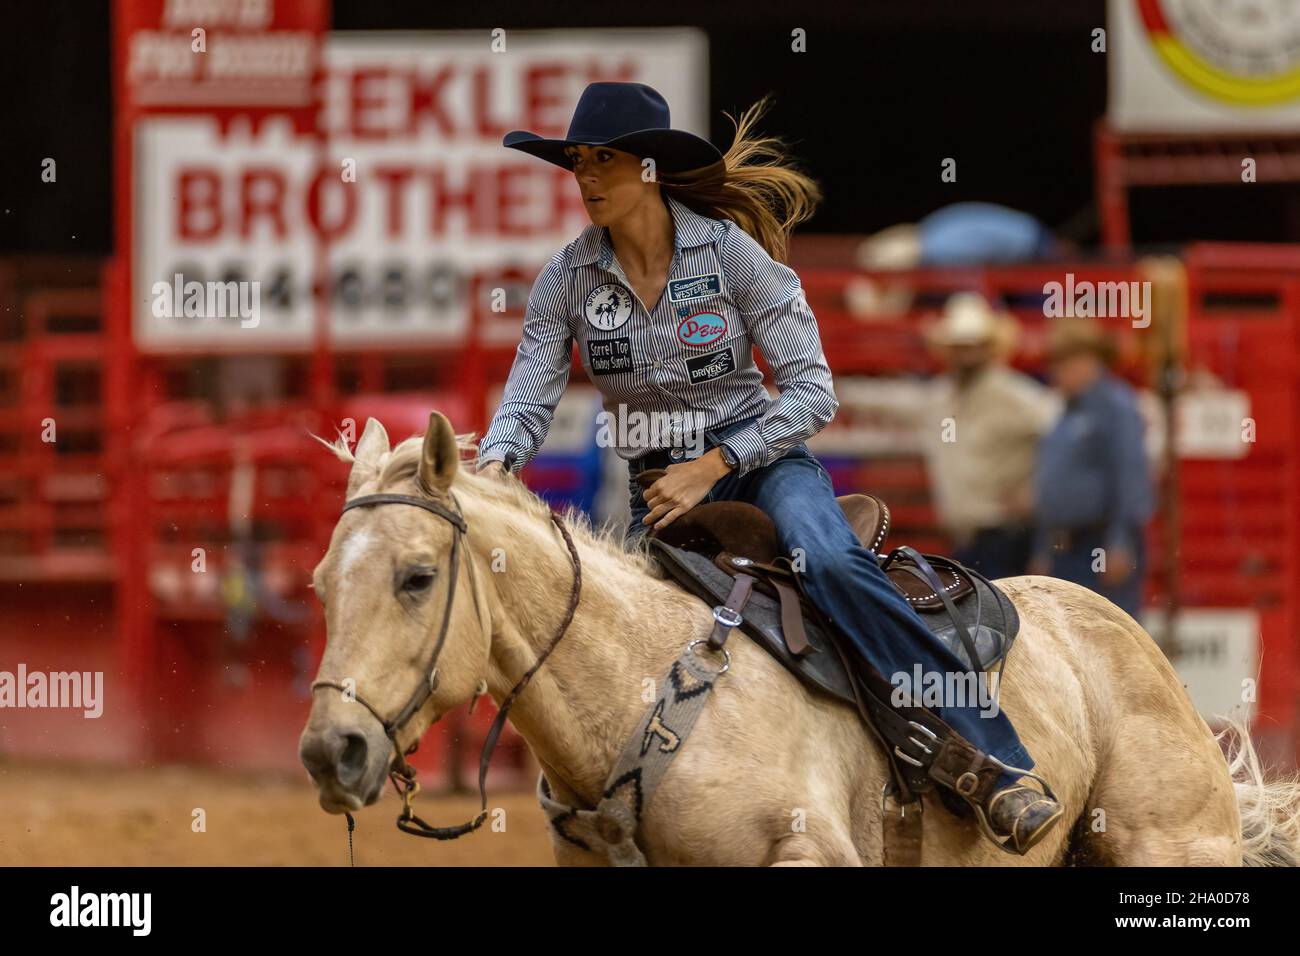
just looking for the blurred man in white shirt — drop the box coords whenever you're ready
[920,294,1060,578]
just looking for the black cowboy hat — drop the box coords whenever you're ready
[503,82,722,175]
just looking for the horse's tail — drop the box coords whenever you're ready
[1217,717,1300,867]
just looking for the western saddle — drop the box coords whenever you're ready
[634,468,1028,853]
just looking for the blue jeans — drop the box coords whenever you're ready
[626,416,1034,785]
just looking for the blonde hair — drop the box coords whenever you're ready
[660,96,821,263]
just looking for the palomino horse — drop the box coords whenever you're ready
[299,413,1300,866]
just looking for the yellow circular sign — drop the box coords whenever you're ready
[1139,0,1300,106]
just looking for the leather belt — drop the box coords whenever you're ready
[633,445,702,472]
[629,416,759,475]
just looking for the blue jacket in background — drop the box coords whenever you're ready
[919,202,1059,266]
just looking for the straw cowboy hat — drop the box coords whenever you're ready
[503,82,723,174]
[923,293,1020,355]
[1046,316,1117,364]
[857,224,922,271]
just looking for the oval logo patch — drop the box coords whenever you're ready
[676,311,728,347]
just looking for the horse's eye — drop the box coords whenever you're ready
[402,570,437,594]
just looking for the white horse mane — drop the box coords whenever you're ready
[312,427,661,578]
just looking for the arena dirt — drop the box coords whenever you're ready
[0,760,555,866]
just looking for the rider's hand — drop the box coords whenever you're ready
[642,449,731,532]
[477,459,508,480]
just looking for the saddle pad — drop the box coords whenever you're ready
[647,540,1020,707]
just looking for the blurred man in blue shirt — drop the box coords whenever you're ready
[1031,318,1153,617]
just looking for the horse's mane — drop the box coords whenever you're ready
[315,428,660,577]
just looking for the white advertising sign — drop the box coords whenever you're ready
[808,377,932,456]
[135,115,319,350]
[1109,0,1300,132]
[1141,608,1259,722]
[1176,387,1251,459]
[134,29,708,351]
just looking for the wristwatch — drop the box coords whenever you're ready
[718,443,739,471]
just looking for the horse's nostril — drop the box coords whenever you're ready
[300,730,342,781]
[336,732,369,787]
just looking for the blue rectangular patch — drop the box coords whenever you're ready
[668,273,722,303]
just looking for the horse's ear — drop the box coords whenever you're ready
[418,411,459,495]
[347,418,390,497]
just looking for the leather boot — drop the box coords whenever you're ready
[985,785,1065,855]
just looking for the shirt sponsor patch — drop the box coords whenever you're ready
[668,273,722,303]
[584,283,633,331]
[587,336,633,375]
[686,346,736,384]
[676,311,728,347]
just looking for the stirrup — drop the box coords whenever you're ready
[964,757,1058,856]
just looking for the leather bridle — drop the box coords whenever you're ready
[311,486,582,841]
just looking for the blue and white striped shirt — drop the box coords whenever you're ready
[478,195,839,476]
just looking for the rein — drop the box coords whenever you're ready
[311,488,583,850]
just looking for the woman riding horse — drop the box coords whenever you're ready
[475,81,1062,853]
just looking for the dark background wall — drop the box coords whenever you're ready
[2,0,1294,255]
